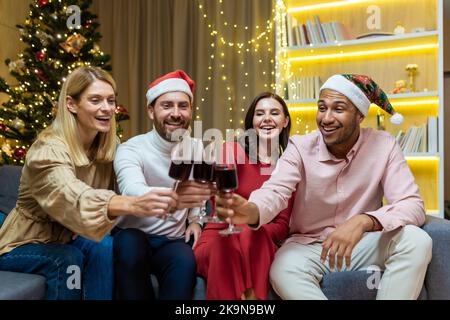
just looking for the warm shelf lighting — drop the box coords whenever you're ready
[288,105,317,111]
[288,43,438,62]
[288,0,372,13]
[405,156,439,161]
[389,99,439,107]
[288,99,439,112]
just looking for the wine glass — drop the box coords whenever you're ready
[193,160,214,223]
[215,161,243,236]
[166,141,194,221]
[192,141,225,223]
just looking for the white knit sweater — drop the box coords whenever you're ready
[114,129,199,239]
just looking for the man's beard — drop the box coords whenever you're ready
[154,119,190,142]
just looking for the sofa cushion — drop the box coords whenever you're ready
[322,271,377,300]
[0,165,22,214]
[0,271,46,300]
[422,215,450,299]
[321,270,427,300]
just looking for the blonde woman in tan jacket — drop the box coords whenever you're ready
[0,67,183,300]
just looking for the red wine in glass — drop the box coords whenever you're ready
[165,161,193,221]
[214,166,238,192]
[193,161,214,183]
[215,164,242,235]
[169,162,193,181]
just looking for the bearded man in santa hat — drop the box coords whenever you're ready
[113,70,213,300]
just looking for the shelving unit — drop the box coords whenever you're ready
[275,0,444,217]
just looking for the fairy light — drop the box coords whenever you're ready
[277,1,291,95]
[196,0,276,127]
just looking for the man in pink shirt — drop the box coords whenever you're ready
[216,74,432,300]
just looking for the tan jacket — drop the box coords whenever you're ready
[0,137,117,255]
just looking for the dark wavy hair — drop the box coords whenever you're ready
[242,92,291,158]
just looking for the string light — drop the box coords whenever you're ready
[196,0,276,127]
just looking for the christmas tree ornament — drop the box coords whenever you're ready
[115,105,130,121]
[2,143,13,157]
[60,33,87,56]
[115,105,128,114]
[38,0,50,8]
[83,20,93,30]
[0,123,7,132]
[35,68,48,82]
[14,147,27,160]
[8,59,26,75]
[36,32,53,46]
[35,51,46,62]
[89,44,101,55]
[11,118,26,131]
[17,103,28,114]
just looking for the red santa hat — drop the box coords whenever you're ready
[146,70,195,106]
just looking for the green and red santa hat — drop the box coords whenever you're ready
[320,74,404,124]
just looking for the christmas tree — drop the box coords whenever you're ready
[0,0,129,165]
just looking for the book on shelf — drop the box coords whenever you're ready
[394,116,438,154]
[286,13,294,46]
[284,76,321,100]
[427,116,438,153]
[314,15,326,43]
[285,14,353,46]
[306,19,319,45]
[293,25,301,46]
[322,22,336,43]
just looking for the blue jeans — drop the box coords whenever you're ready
[0,235,113,300]
[113,228,196,300]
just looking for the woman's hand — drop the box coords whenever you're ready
[185,222,202,249]
[108,190,178,218]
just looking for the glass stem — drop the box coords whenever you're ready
[166,180,180,215]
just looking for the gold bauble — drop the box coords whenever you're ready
[2,143,13,157]
[17,103,27,114]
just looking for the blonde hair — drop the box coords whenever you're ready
[38,66,118,166]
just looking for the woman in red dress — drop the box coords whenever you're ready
[194,92,294,300]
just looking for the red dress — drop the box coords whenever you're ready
[194,143,294,300]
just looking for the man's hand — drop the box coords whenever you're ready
[320,214,374,271]
[185,222,202,248]
[176,181,213,210]
[215,192,260,225]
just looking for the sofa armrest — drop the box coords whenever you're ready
[0,165,22,213]
[422,216,450,300]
